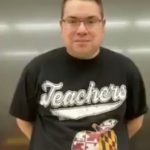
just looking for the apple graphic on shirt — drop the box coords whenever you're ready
[71,119,118,150]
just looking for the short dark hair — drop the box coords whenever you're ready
[61,0,104,19]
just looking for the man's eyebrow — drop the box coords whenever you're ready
[65,16,99,19]
[86,16,99,19]
[65,16,78,19]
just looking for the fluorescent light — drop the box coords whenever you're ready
[127,48,150,54]
[135,20,150,27]
[15,23,59,31]
[1,20,150,32]
[106,21,130,28]
[1,51,40,57]
[15,20,130,31]
[0,24,9,31]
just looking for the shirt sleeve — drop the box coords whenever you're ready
[125,61,148,120]
[9,62,39,121]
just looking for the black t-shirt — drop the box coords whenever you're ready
[10,47,148,150]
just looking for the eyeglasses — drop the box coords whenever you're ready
[61,17,104,29]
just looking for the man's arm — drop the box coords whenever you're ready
[127,115,144,139]
[16,118,33,140]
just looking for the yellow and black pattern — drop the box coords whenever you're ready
[98,130,117,150]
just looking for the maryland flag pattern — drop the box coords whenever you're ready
[71,119,118,150]
[98,130,117,150]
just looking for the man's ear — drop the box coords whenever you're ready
[103,19,106,26]
[59,20,63,33]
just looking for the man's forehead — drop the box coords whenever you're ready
[63,0,101,18]
[64,13,101,19]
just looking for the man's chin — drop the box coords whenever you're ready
[73,48,91,55]
[73,49,95,59]
[73,44,92,52]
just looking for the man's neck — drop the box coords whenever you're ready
[66,48,100,60]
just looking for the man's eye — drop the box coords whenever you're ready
[87,20,96,24]
[68,20,77,24]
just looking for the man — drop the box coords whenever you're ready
[10,0,148,150]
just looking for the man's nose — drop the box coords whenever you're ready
[76,22,88,35]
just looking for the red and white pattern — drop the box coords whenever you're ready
[72,131,101,150]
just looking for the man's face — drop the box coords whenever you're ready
[60,0,105,59]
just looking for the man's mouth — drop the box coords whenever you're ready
[74,40,90,43]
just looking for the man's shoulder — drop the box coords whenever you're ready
[101,47,140,72]
[101,47,127,60]
[35,47,65,61]
[101,47,134,65]
[33,47,65,64]
[24,47,65,71]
